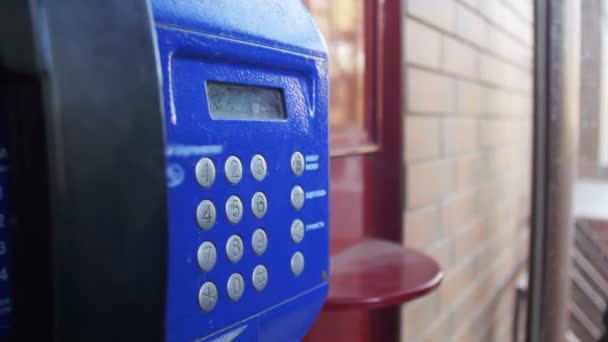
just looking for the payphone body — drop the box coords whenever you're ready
[153,1,330,340]
[0,1,329,340]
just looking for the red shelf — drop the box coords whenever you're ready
[324,238,443,311]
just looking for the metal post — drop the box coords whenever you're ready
[527,0,580,341]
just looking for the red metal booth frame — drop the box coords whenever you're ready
[302,0,443,341]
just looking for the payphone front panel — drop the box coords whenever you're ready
[152,1,330,340]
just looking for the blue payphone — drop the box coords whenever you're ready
[0,0,328,341]
[153,1,330,340]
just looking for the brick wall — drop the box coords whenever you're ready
[400,0,534,341]
[579,0,608,179]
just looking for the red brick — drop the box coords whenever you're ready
[443,118,479,155]
[407,68,456,113]
[442,37,479,78]
[404,115,441,161]
[403,205,440,248]
[442,190,477,233]
[454,154,481,191]
[405,19,442,68]
[455,3,487,48]
[406,161,440,209]
[452,219,485,260]
[408,0,455,32]
[456,80,483,115]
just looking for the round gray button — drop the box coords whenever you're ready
[250,154,267,181]
[290,185,305,210]
[197,241,217,272]
[251,228,268,256]
[196,200,216,230]
[291,251,305,276]
[224,156,243,184]
[227,273,245,301]
[225,195,243,224]
[291,219,305,244]
[252,265,268,292]
[291,152,305,176]
[226,235,244,263]
[251,192,268,218]
[198,282,218,312]
[195,157,216,188]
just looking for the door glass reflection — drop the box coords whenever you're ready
[305,0,373,151]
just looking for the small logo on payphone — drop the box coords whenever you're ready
[166,163,185,188]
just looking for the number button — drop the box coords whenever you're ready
[291,219,305,244]
[291,251,305,277]
[195,158,216,188]
[225,195,243,224]
[252,265,268,292]
[224,156,243,184]
[226,235,244,263]
[290,185,305,210]
[196,200,216,230]
[290,152,305,176]
[251,192,268,218]
[250,154,267,181]
[198,282,218,312]
[251,228,268,256]
[197,241,217,272]
[227,273,245,301]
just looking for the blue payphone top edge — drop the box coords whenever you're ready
[152,0,328,58]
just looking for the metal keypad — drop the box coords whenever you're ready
[251,191,268,218]
[290,151,305,176]
[224,155,243,184]
[192,152,314,314]
[195,157,216,188]
[197,241,217,271]
[198,282,218,312]
[290,185,305,210]
[291,251,304,276]
[196,200,216,230]
[250,154,267,181]
[252,265,268,291]
[225,195,243,224]
[227,273,245,301]
[226,235,244,263]
[291,219,304,244]
[251,228,268,256]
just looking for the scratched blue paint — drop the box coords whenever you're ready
[151,1,329,340]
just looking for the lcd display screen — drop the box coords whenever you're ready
[206,81,287,121]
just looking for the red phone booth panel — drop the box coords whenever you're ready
[303,0,442,341]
